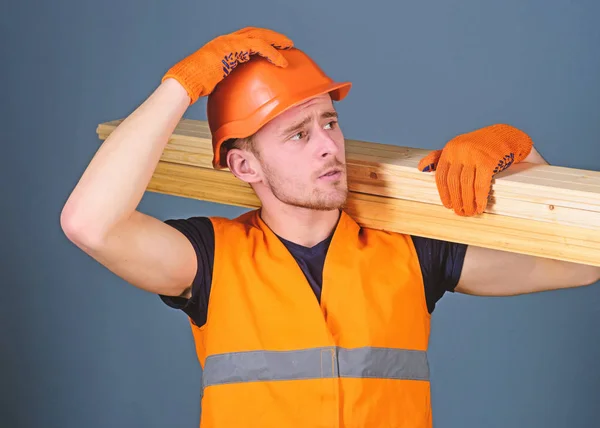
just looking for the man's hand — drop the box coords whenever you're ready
[418,124,533,216]
[162,27,293,104]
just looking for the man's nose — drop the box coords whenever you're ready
[316,130,340,158]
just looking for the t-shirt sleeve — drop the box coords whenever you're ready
[410,235,468,313]
[159,216,215,327]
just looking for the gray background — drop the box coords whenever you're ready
[2,0,599,427]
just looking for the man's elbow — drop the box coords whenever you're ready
[60,203,106,251]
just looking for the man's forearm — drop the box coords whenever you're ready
[61,78,190,243]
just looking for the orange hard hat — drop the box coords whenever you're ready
[206,47,352,169]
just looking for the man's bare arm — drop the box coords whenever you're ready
[60,29,294,299]
[455,146,600,296]
[456,246,600,296]
[61,78,197,298]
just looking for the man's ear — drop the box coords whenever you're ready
[227,149,262,184]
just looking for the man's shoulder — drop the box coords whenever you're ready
[208,209,260,233]
[353,216,459,248]
[166,209,258,227]
[164,214,213,237]
[354,219,414,243]
[353,217,467,265]
[165,210,263,247]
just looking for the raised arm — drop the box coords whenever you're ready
[61,79,198,297]
[60,27,293,298]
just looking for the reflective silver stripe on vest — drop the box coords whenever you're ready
[202,347,429,388]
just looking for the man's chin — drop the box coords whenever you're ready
[318,190,348,211]
[288,193,347,212]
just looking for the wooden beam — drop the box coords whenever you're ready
[97,118,600,267]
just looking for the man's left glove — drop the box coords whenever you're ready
[418,124,533,216]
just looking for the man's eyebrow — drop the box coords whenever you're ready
[279,110,338,137]
[321,110,338,120]
[280,116,312,137]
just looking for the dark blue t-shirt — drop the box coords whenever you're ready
[160,216,467,326]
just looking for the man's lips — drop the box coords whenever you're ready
[319,169,343,180]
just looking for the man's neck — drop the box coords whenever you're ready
[259,204,341,248]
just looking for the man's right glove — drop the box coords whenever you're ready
[162,27,294,104]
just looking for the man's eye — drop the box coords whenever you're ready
[291,131,305,141]
[324,121,337,130]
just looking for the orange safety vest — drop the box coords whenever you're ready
[189,209,432,428]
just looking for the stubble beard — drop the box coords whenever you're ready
[262,163,348,211]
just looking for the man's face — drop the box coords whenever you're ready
[250,94,348,211]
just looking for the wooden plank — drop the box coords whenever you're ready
[97,118,600,267]
[146,161,600,267]
[97,119,600,230]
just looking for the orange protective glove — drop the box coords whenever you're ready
[162,27,293,104]
[418,124,533,216]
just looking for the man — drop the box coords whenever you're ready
[61,27,599,427]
